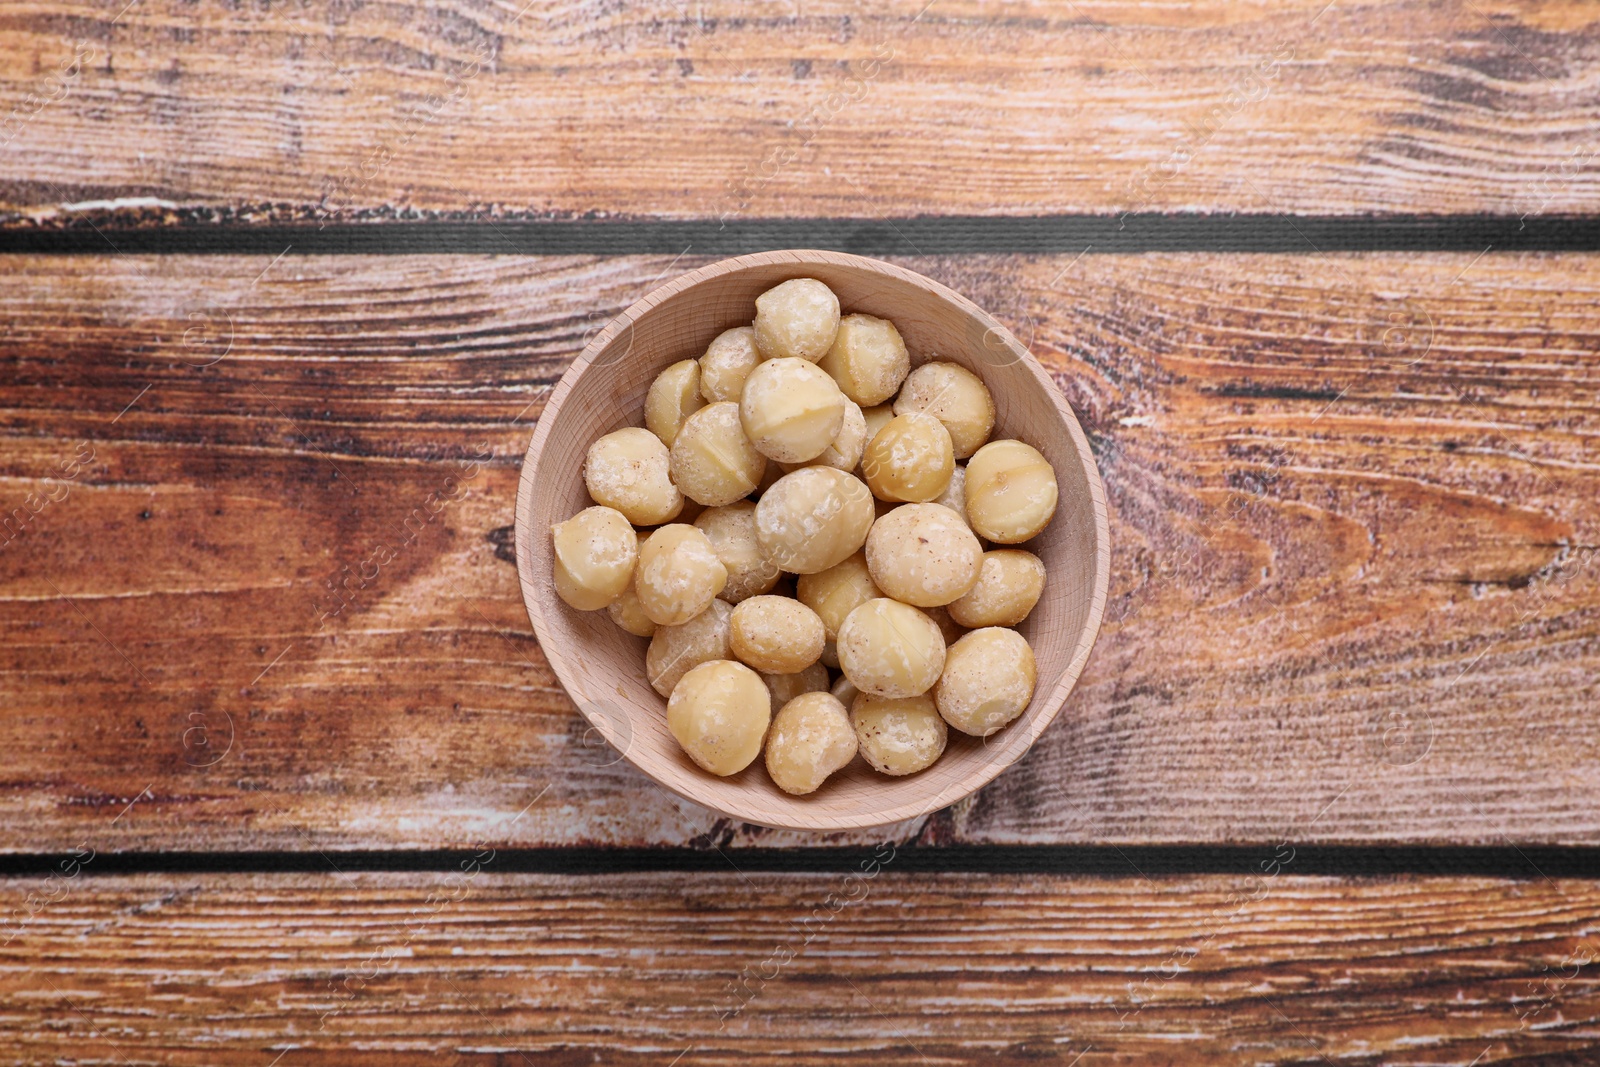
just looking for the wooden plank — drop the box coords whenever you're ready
[3,2,1600,223]
[3,870,1599,1064]
[0,251,1597,851]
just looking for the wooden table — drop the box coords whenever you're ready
[3,3,1599,1062]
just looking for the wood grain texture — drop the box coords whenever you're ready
[1,251,1597,851]
[3,1,1600,223]
[4,870,1600,1064]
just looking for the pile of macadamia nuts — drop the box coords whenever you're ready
[551,278,1058,796]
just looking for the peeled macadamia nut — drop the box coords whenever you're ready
[796,551,881,641]
[818,313,909,406]
[730,595,826,674]
[694,502,781,604]
[634,524,728,626]
[551,505,638,611]
[607,584,657,637]
[935,627,1037,736]
[830,674,859,706]
[740,357,847,464]
[644,359,705,447]
[894,361,996,459]
[965,439,1059,543]
[935,465,966,520]
[646,599,732,697]
[765,692,858,795]
[861,404,896,450]
[948,550,1046,628]
[669,402,768,507]
[753,278,840,361]
[584,427,683,526]
[851,692,947,775]
[799,399,866,472]
[699,326,762,403]
[755,467,875,574]
[667,659,771,775]
[763,661,830,708]
[865,503,983,607]
[861,411,955,504]
[836,598,946,698]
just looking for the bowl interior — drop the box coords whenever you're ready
[517,252,1108,831]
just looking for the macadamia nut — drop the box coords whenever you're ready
[947,550,1046,628]
[755,467,875,574]
[644,359,705,447]
[669,402,768,507]
[851,691,947,775]
[763,661,830,708]
[740,357,847,463]
[634,524,728,626]
[694,501,781,604]
[551,505,638,611]
[935,627,1037,736]
[753,278,840,361]
[765,692,858,795]
[584,427,683,526]
[861,412,955,503]
[699,326,762,403]
[646,598,733,697]
[836,598,946,698]
[796,551,881,641]
[934,464,966,520]
[817,313,909,406]
[793,399,866,473]
[667,659,771,775]
[607,584,657,637]
[730,595,826,674]
[964,439,1059,543]
[894,361,996,459]
[865,503,983,607]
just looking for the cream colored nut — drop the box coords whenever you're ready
[894,361,996,459]
[551,505,638,611]
[860,404,896,452]
[948,550,1046,628]
[865,503,983,607]
[765,692,858,795]
[669,402,768,507]
[730,595,826,674]
[607,584,656,636]
[634,524,728,626]
[694,501,781,605]
[934,465,966,520]
[699,326,762,403]
[644,359,705,448]
[861,412,954,503]
[740,357,846,464]
[762,661,830,708]
[965,439,1059,543]
[817,313,909,406]
[830,674,859,706]
[796,551,881,641]
[850,691,947,775]
[785,399,866,473]
[935,627,1037,736]
[666,659,771,776]
[584,427,683,526]
[753,278,840,361]
[646,598,732,697]
[820,639,839,669]
[836,598,946,698]
[754,467,875,574]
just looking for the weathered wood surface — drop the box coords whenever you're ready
[0,251,1597,851]
[4,870,1599,1064]
[3,1,1600,224]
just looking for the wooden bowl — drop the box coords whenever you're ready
[516,250,1110,832]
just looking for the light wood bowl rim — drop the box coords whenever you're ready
[515,250,1111,831]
